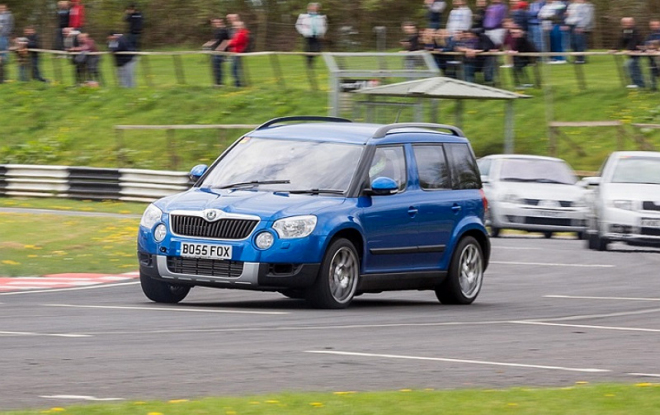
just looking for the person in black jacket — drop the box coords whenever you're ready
[613,17,645,88]
[108,32,136,87]
[202,18,230,86]
[508,27,536,88]
[24,26,47,82]
[55,1,70,50]
[124,3,144,50]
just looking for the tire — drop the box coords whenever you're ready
[490,226,501,238]
[140,272,191,304]
[596,234,609,251]
[586,232,598,250]
[435,236,484,305]
[543,231,553,239]
[279,289,306,300]
[576,231,585,240]
[306,238,360,309]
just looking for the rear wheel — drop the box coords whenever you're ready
[435,236,484,305]
[306,238,360,309]
[543,231,553,239]
[140,272,191,303]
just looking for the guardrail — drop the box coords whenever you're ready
[0,164,192,203]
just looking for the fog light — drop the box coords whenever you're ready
[154,224,167,242]
[255,232,274,249]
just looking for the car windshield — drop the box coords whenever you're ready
[200,137,364,193]
[499,158,577,185]
[611,156,660,185]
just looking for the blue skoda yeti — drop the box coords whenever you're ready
[138,117,490,309]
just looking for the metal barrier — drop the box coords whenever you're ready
[0,164,192,203]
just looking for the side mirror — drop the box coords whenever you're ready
[580,176,601,188]
[189,164,208,182]
[367,177,399,196]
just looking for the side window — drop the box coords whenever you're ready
[413,145,451,190]
[445,143,481,190]
[477,158,491,178]
[369,146,407,191]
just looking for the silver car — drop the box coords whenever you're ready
[584,151,660,251]
[478,155,588,238]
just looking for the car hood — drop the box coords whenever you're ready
[487,181,585,201]
[601,183,660,202]
[156,188,347,220]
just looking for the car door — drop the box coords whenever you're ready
[360,145,419,274]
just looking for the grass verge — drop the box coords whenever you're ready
[3,384,660,415]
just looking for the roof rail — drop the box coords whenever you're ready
[372,123,465,139]
[256,116,352,130]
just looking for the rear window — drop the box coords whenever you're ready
[413,145,451,190]
[445,143,481,190]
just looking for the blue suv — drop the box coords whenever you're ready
[138,117,490,308]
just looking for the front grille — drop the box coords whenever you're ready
[559,201,572,208]
[524,217,573,227]
[643,201,660,212]
[171,215,258,239]
[523,198,540,206]
[641,227,660,236]
[167,257,244,277]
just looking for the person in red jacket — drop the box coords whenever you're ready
[226,20,250,87]
[69,0,85,30]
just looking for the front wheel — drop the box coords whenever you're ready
[306,238,360,309]
[140,272,191,303]
[435,236,484,305]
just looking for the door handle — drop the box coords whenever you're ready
[408,206,419,217]
[451,204,462,213]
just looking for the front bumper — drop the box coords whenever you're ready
[596,207,660,246]
[139,252,320,290]
[492,202,587,232]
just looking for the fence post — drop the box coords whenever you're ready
[167,129,178,170]
[173,54,186,85]
[613,54,626,87]
[269,53,286,88]
[115,127,125,168]
[141,54,153,87]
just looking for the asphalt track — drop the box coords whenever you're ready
[1,236,660,410]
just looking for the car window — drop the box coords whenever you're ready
[611,156,660,185]
[499,158,577,185]
[369,146,407,191]
[445,143,481,190]
[413,145,451,190]
[477,158,492,177]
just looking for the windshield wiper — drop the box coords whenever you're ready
[287,189,345,195]
[215,180,290,189]
[532,178,571,185]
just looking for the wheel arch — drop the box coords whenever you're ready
[457,229,491,270]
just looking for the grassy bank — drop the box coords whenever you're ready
[1,53,660,172]
[3,384,660,415]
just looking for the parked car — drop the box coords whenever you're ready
[584,151,660,251]
[137,116,490,309]
[477,154,588,238]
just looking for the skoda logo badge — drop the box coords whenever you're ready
[205,210,218,221]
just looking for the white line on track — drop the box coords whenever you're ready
[0,331,91,338]
[0,281,140,296]
[490,261,614,268]
[305,350,610,373]
[40,395,124,401]
[44,303,290,315]
[629,373,660,378]
[546,295,660,302]
[511,321,660,333]
[490,246,543,250]
[524,307,660,322]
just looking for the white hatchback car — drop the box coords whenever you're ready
[478,155,588,238]
[584,151,660,251]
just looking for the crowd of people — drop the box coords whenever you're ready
[407,0,660,90]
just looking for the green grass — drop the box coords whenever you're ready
[1,52,660,172]
[0,197,147,215]
[3,384,660,415]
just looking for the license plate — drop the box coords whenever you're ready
[535,209,562,218]
[641,218,660,228]
[180,242,232,260]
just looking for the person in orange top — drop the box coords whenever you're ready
[226,20,250,87]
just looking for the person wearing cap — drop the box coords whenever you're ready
[108,31,136,87]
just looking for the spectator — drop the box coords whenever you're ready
[507,26,537,88]
[510,0,529,34]
[565,0,590,64]
[527,0,546,55]
[434,29,460,78]
[613,17,644,89]
[69,0,85,30]
[446,0,473,38]
[295,3,327,68]
[55,1,70,50]
[226,14,240,37]
[25,26,48,82]
[63,27,83,83]
[226,20,249,87]
[203,18,230,86]
[0,4,13,63]
[425,0,447,30]
[125,3,144,50]
[483,0,508,48]
[108,31,136,88]
[645,20,660,90]
[72,32,100,85]
[400,21,421,70]
[455,29,495,84]
[539,0,567,63]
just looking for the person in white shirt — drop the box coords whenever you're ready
[295,2,327,68]
[446,0,473,37]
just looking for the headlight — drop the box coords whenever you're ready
[154,224,167,242]
[255,232,275,249]
[272,215,317,239]
[503,193,523,205]
[140,204,163,229]
[612,200,634,211]
[573,197,587,208]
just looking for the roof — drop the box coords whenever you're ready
[611,151,660,158]
[480,154,565,162]
[249,122,468,145]
[354,77,532,100]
